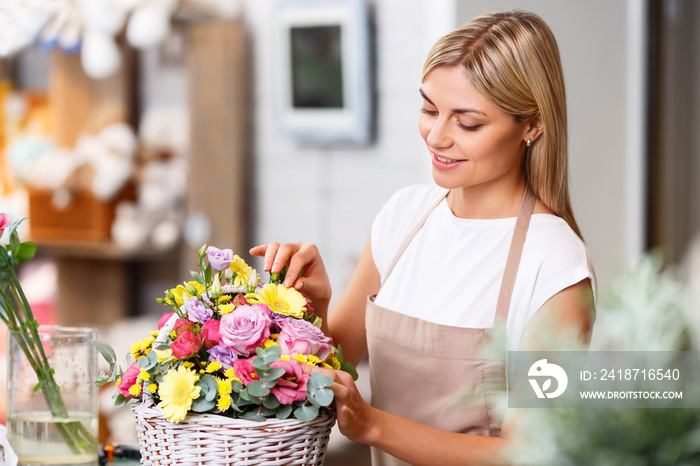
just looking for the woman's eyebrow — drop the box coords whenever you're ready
[419,88,486,117]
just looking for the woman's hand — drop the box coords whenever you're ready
[303,365,376,444]
[249,242,332,314]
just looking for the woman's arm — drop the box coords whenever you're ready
[250,237,379,365]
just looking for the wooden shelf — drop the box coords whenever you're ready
[34,239,175,261]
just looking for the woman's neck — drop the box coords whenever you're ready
[446,178,527,219]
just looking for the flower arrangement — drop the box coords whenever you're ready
[0,214,96,455]
[95,245,357,424]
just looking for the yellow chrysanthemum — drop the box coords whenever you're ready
[262,338,279,349]
[141,336,155,353]
[183,361,195,368]
[229,255,255,287]
[219,303,234,315]
[206,361,222,373]
[217,394,232,411]
[155,348,172,363]
[115,377,121,391]
[280,355,291,361]
[157,366,201,423]
[292,354,322,366]
[322,354,342,370]
[167,281,206,307]
[250,284,306,318]
[149,330,160,338]
[169,330,178,340]
[128,384,142,396]
[224,368,236,379]
[216,378,232,396]
[148,383,158,393]
[218,295,233,304]
[130,340,147,361]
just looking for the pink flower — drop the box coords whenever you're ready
[0,213,10,238]
[201,318,221,349]
[233,358,259,385]
[173,318,195,336]
[117,363,141,398]
[158,312,175,330]
[170,331,202,359]
[269,359,309,404]
[277,334,312,356]
[278,317,332,360]
[219,304,271,356]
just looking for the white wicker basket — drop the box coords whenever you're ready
[131,400,336,465]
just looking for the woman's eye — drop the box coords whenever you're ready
[420,107,438,116]
[458,123,482,132]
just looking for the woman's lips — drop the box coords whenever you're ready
[432,153,466,170]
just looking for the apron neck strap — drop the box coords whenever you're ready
[381,185,537,328]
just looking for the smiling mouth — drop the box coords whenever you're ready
[432,153,464,164]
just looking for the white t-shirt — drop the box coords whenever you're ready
[371,184,596,351]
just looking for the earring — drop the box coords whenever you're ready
[526,139,532,147]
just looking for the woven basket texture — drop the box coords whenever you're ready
[132,401,336,465]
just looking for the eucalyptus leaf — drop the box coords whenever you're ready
[276,404,293,419]
[251,357,270,371]
[294,404,319,422]
[240,411,266,422]
[92,340,117,366]
[191,395,216,413]
[137,356,149,367]
[312,388,334,407]
[247,380,270,397]
[262,394,281,410]
[308,372,333,391]
[114,394,129,408]
[258,367,286,381]
[200,374,218,401]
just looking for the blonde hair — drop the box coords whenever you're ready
[423,11,583,240]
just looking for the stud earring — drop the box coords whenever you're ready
[526,139,532,147]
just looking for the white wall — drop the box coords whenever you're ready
[243,0,645,301]
[243,0,456,301]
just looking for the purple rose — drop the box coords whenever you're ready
[206,246,234,271]
[219,304,271,356]
[185,296,212,323]
[278,317,332,360]
[207,345,238,370]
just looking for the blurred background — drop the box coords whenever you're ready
[0,0,698,463]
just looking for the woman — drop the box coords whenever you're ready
[252,10,595,465]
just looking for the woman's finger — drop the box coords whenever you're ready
[283,244,317,287]
[249,245,268,257]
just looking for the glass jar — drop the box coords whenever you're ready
[7,326,99,466]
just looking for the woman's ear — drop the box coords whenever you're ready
[525,114,544,143]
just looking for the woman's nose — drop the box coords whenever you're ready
[425,117,452,149]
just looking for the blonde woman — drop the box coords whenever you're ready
[252,10,595,465]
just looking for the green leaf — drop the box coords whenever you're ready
[294,404,319,422]
[311,388,334,407]
[204,265,212,284]
[247,380,270,397]
[275,404,293,419]
[137,356,149,367]
[15,242,36,263]
[190,271,205,285]
[251,357,270,371]
[341,361,359,381]
[9,233,20,257]
[113,394,129,408]
[258,367,285,382]
[191,395,216,413]
[240,411,266,422]
[308,372,333,391]
[312,316,323,329]
[32,380,43,392]
[200,374,218,401]
[91,339,117,366]
[262,394,281,410]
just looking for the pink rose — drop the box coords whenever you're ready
[278,317,332,360]
[170,331,202,359]
[269,359,309,405]
[219,304,271,356]
[201,318,221,349]
[277,334,312,356]
[117,363,141,398]
[173,318,195,336]
[0,213,11,238]
[233,358,259,385]
[158,311,175,330]
[232,294,249,308]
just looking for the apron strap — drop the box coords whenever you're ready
[381,190,448,284]
[494,187,536,326]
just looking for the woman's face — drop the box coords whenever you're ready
[418,66,533,191]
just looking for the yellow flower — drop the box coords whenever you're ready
[138,370,151,382]
[229,255,255,287]
[218,295,232,304]
[157,366,201,423]
[217,394,232,411]
[322,354,341,370]
[183,361,195,368]
[148,383,158,393]
[216,377,232,396]
[128,384,142,396]
[141,336,155,353]
[207,361,222,373]
[219,303,234,315]
[250,284,306,318]
[167,282,206,307]
[130,341,146,361]
[155,348,172,363]
[293,354,322,366]
[224,368,236,379]
[149,330,160,338]
[262,338,279,349]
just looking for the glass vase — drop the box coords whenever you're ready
[7,326,99,466]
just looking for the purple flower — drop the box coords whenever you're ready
[219,304,272,356]
[185,296,212,323]
[278,317,332,360]
[207,345,238,370]
[206,246,234,271]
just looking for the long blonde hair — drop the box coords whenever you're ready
[423,11,583,240]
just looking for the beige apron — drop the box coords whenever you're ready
[365,187,536,466]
